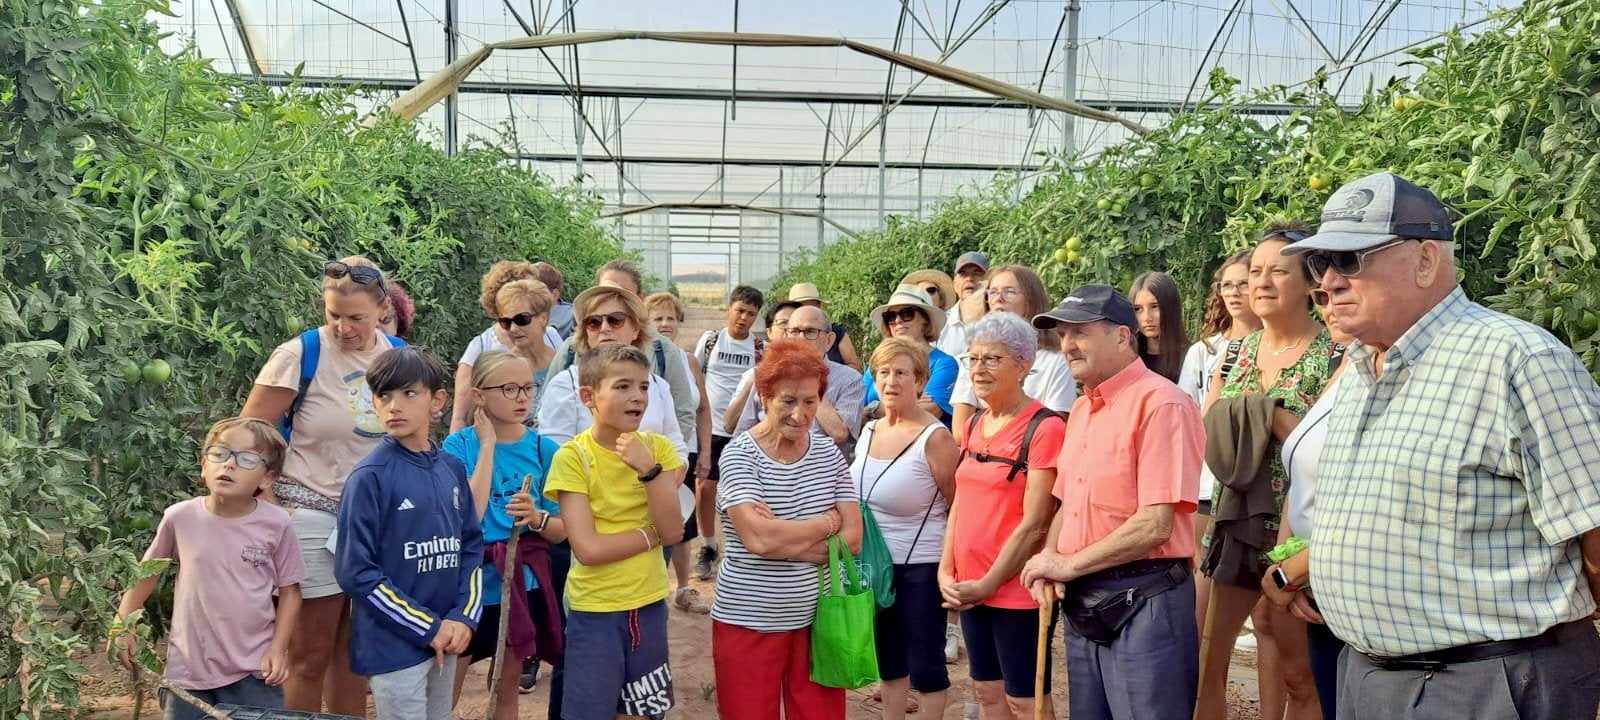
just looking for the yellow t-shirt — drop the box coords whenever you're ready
[544,429,684,612]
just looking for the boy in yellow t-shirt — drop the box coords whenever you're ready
[544,344,686,720]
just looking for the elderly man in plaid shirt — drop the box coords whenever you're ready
[1280,172,1600,719]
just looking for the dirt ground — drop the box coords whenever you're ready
[76,571,1268,719]
[76,307,1271,719]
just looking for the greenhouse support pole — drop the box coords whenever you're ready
[778,166,786,272]
[1062,0,1080,156]
[444,0,459,157]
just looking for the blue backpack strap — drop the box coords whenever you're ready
[282,328,322,441]
[385,333,407,348]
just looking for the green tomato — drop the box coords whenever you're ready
[117,359,143,384]
[1066,249,1081,264]
[1096,198,1112,211]
[1053,248,1072,264]
[189,193,210,211]
[1580,311,1599,334]
[1139,173,1157,188]
[141,358,172,385]
[129,517,153,532]
[1065,236,1083,251]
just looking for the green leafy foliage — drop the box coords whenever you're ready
[777,0,1600,375]
[1,1,622,714]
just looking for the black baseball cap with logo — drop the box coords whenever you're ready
[1283,171,1453,255]
[1032,284,1137,330]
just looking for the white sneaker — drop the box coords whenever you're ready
[1235,631,1258,651]
[944,622,960,663]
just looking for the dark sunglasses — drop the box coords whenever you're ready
[583,312,631,331]
[1303,238,1413,282]
[324,261,388,295]
[884,307,926,324]
[498,312,539,329]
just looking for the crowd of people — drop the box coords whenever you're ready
[109,171,1600,720]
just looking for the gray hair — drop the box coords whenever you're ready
[965,312,1037,360]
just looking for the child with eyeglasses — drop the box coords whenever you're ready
[441,350,567,719]
[110,417,307,720]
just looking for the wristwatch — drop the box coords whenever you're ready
[1271,565,1301,593]
[638,464,664,483]
[533,510,551,533]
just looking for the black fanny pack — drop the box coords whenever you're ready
[1061,559,1191,645]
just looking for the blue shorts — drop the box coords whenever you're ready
[874,563,951,693]
[561,600,673,720]
[962,603,1053,699]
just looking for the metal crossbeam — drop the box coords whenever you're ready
[514,152,1041,172]
[249,74,1328,116]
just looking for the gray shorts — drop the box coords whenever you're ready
[370,656,458,720]
[289,508,342,599]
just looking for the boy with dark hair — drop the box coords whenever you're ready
[111,417,306,720]
[691,285,764,579]
[336,346,484,720]
[545,344,686,720]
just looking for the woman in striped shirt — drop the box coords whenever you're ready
[711,339,863,720]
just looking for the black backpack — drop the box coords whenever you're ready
[960,406,1060,482]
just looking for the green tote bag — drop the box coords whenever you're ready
[810,535,880,689]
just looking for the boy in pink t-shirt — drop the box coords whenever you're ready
[110,418,307,720]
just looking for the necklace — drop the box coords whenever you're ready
[1269,330,1311,357]
[980,395,1031,453]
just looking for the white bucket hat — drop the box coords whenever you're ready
[871,284,948,342]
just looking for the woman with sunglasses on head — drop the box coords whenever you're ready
[451,261,565,434]
[240,256,404,715]
[948,264,1077,443]
[1194,222,1338,720]
[536,283,688,460]
[1258,289,1350,720]
[862,285,959,424]
[442,349,566,720]
[1130,271,1191,383]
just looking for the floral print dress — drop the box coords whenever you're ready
[1201,328,1337,552]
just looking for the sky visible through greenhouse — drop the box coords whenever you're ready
[155,0,1513,287]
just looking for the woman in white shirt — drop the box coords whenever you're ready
[853,339,960,720]
[537,283,688,461]
[1260,289,1350,720]
[949,265,1076,442]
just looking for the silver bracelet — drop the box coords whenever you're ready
[637,527,653,552]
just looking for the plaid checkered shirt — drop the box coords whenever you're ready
[1311,287,1600,656]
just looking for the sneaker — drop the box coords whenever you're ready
[518,658,540,694]
[944,622,960,663]
[694,545,718,580]
[674,587,711,614]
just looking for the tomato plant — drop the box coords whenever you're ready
[778,0,1600,376]
[1,1,626,715]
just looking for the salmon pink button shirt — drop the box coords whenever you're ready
[1052,360,1204,560]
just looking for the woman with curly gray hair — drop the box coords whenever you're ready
[938,312,1067,719]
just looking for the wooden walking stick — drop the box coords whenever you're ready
[1034,584,1056,720]
[486,475,534,720]
[1195,564,1221,720]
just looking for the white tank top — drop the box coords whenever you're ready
[851,421,949,564]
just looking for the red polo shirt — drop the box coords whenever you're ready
[1052,359,1203,559]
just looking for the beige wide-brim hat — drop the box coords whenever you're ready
[787,282,828,305]
[871,284,948,341]
[901,269,958,310]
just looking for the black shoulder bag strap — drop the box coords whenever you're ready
[900,423,946,564]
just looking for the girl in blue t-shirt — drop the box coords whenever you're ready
[443,350,565,720]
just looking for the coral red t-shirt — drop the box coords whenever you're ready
[949,401,1066,610]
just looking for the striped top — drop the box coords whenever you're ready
[1312,288,1600,656]
[712,432,857,632]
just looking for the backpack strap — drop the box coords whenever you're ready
[1328,342,1347,375]
[1009,406,1059,483]
[281,328,322,441]
[958,411,984,462]
[654,340,668,376]
[697,331,720,376]
[1218,338,1245,385]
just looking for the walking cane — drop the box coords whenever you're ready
[1194,554,1220,720]
[1033,584,1056,720]
[486,475,534,720]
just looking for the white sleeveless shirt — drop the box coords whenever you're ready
[851,421,949,564]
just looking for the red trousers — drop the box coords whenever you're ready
[712,620,845,720]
